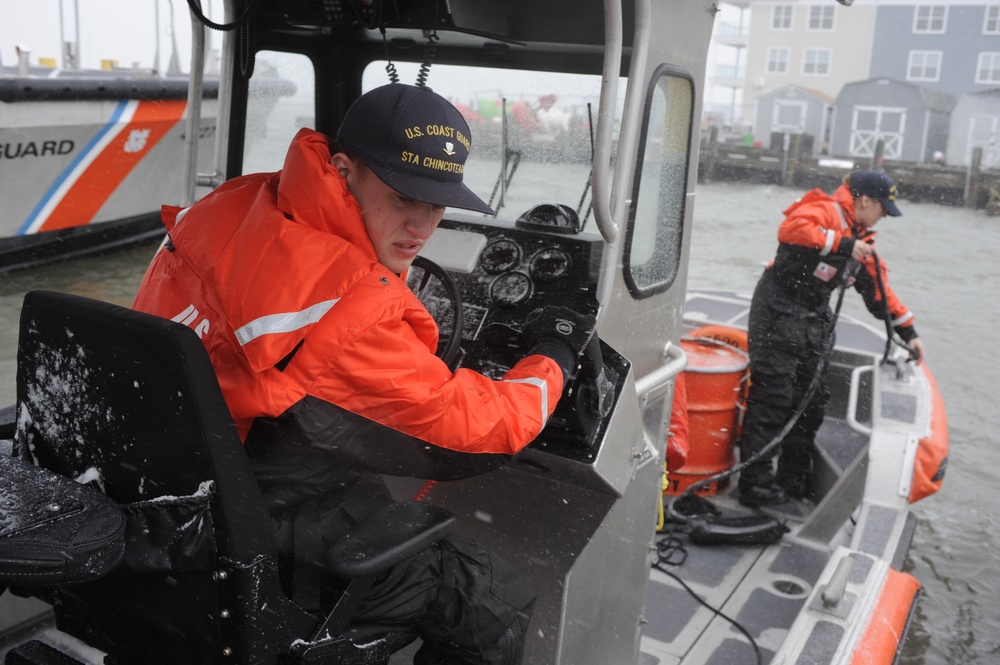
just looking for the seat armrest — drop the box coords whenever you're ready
[328,500,455,579]
[0,455,125,587]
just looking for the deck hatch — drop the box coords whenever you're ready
[734,588,808,641]
[767,541,828,584]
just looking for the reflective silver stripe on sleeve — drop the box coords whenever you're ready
[891,311,914,327]
[832,202,848,229]
[503,376,550,426]
[235,298,340,346]
[819,202,848,256]
[820,228,836,256]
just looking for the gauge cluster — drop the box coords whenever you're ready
[434,216,602,368]
[422,215,629,463]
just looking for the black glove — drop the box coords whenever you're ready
[523,306,597,381]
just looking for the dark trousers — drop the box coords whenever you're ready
[739,272,832,497]
[348,533,535,664]
[269,488,535,664]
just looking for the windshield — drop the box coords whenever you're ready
[362,62,622,232]
[243,56,626,234]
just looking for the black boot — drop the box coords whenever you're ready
[738,483,801,516]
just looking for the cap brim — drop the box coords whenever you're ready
[366,162,496,216]
[883,199,902,217]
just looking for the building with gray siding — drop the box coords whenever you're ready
[947,88,1000,166]
[869,3,1000,100]
[733,0,1000,164]
[752,84,834,154]
[829,77,955,163]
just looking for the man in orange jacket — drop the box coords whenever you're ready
[133,83,594,664]
[738,171,924,511]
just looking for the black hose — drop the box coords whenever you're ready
[653,557,763,665]
[871,250,914,363]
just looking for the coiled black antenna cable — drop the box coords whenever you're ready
[416,31,439,88]
[380,26,400,83]
[185,0,261,77]
[186,0,261,31]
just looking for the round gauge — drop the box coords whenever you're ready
[529,248,572,283]
[480,239,521,274]
[489,271,533,308]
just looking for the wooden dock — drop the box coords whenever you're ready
[698,129,1000,212]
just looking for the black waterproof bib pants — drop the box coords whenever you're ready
[738,270,833,499]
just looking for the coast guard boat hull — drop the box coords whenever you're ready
[0,75,221,272]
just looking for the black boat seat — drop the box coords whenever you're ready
[2,290,455,665]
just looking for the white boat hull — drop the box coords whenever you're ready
[0,88,218,270]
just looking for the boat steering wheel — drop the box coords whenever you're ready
[409,255,464,369]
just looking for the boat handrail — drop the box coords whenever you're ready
[591,0,623,244]
[611,0,650,229]
[846,364,874,436]
[181,1,208,206]
[205,0,234,189]
[635,341,687,409]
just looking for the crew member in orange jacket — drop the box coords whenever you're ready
[133,83,594,664]
[738,171,925,510]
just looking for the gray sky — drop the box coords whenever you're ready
[0,0,210,72]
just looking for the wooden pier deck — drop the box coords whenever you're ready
[698,130,1000,212]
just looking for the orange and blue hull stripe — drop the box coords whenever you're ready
[18,99,186,235]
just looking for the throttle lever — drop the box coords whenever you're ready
[577,336,615,418]
[482,323,527,350]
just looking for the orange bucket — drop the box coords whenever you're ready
[666,337,749,495]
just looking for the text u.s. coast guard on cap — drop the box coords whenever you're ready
[405,125,471,152]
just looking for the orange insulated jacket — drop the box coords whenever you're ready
[133,128,563,456]
[767,184,916,340]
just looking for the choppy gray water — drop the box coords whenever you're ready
[0,179,996,663]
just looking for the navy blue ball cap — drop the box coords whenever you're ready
[849,170,902,217]
[336,84,495,215]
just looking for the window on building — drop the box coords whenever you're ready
[977,52,1000,83]
[914,5,947,33]
[803,49,831,76]
[772,5,793,30]
[907,51,942,81]
[767,48,790,74]
[808,6,835,31]
[985,6,1000,34]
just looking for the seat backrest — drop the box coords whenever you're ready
[14,290,312,664]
